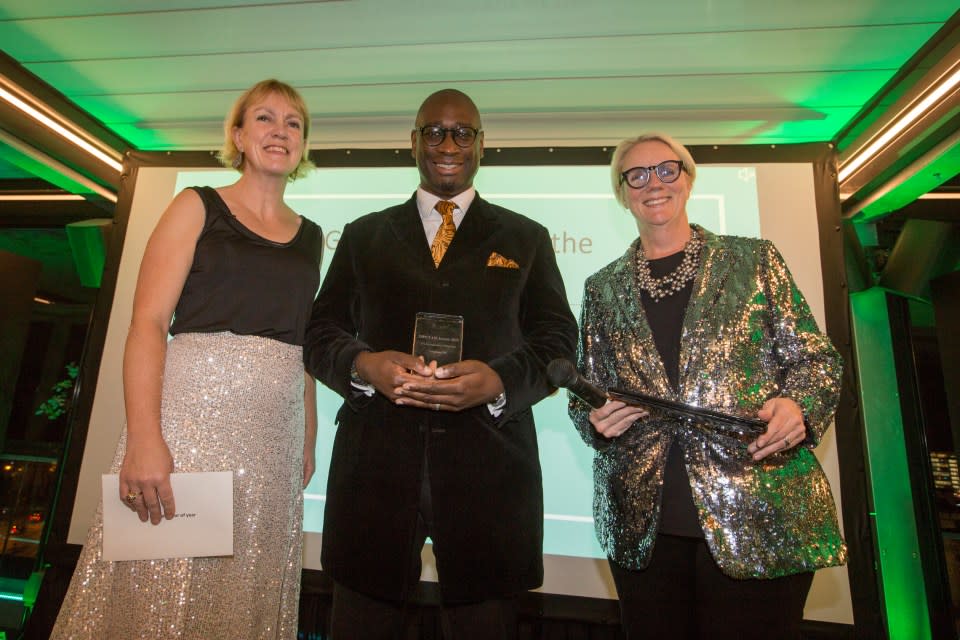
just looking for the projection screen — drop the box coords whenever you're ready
[67,149,852,624]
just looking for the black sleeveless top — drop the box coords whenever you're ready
[169,186,323,346]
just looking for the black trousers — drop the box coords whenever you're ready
[329,451,519,640]
[609,534,814,640]
[330,583,518,640]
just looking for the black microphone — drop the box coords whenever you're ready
[546,358,608,409]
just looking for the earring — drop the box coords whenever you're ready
[232,149,244,169]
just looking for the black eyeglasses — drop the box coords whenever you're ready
[619,160,685,189]
[416,125,481,148]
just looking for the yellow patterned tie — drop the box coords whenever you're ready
[430,200,456,267]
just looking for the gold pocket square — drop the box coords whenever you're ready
[486,252,520,269]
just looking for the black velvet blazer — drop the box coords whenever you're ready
[305,194,577,602]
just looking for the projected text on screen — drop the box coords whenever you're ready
[174,165,761,560]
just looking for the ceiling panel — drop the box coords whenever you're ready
[65,70,890,148]
[0,0,308,19]
[22,24,937,96]
[1,2,955,58]
[0,1,957,167]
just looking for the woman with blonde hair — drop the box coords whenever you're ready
[570,132,846,639]
[52,79,322,639]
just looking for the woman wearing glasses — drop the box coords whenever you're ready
[568,133,846,639]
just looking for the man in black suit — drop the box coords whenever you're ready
[304,88,577,639]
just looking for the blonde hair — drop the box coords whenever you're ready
[610,132,697,209]
[218,79,314,181]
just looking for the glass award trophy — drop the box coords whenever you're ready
[412,312,464,366]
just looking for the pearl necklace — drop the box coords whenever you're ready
[635,226,703,302]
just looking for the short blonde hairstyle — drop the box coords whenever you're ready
[610,133,697,209]
[218,79,314,182]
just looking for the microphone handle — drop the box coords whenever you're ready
[546,358,609,409]
[567,378,608,409]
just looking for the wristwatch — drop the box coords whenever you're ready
[349,358,366,386]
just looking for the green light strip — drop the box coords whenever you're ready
[849,287,930,639]
[65,220,109,288]
[852,145,960,222]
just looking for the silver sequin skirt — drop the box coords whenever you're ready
[52,332,306,639]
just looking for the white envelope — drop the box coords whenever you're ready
[101,471,233,561]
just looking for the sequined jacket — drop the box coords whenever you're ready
[569,227,846,579]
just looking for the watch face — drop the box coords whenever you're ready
[349,359,366,385]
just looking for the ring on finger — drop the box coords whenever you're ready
[125,492,140,504]
[783,435,791,448]
[434,403,440,412]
